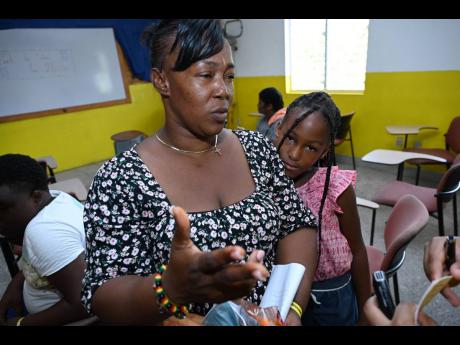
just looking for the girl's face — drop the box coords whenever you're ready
[156,40,235,137]
[274,110,330,180]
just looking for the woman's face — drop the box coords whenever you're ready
[160,40,235,136]
[274,110,330,180]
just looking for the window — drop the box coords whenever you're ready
[284,19,369,93]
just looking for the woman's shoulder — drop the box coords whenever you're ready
[233,129,277,154]
[92,148,148,184]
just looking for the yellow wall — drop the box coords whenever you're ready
[1,71,459,172]
[232,71,460,165]
[0,83,164,172]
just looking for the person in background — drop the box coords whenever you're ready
[273,92,371,325]
[0,154,89,326]
[364,236,460,326]
[256,87,286,141]
[81,19,318,326]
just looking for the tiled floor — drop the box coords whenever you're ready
[1,154,459,325]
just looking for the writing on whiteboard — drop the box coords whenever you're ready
[0,48,75,81]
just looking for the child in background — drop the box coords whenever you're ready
[273,92,371,325]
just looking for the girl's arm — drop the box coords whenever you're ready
[276,228,318,325]
[337,185,371,324]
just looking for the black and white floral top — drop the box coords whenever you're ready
[81,130,317,315]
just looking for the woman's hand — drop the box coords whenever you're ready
[162,206,269,305]
[423,236,460,307]
[363,296,436,326]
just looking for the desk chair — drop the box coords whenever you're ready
[36,156,58,184]
[404,116,460,185]
[356,197,379,245]
[372,154,460,237]
[49,178,88,202]
[366,195,429,304]
[111,130,147,155]
[334,112,356,169]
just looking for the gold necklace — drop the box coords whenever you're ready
[155,132,222,156]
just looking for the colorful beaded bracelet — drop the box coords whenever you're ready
[153,264,189,319]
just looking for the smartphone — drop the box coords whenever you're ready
[372,270,396,319]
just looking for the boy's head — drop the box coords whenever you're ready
[274,91,341,180]
[0,154,50,245]
[258,87,284,118]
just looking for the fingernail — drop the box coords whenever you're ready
[253,270,266,282]
[231,249,243,261]
[257,250,265,261]
[169,205,175,216]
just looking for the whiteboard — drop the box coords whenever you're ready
[0,28,127,118]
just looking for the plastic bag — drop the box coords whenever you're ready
[202,300,285,326]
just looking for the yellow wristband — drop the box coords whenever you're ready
[16,316,25,326]
[290,302,303,318]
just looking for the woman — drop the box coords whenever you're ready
[81,19,317,325]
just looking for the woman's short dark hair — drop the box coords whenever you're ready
[0,154,48,193]
[259,87,284,112]
[142,19,225,72]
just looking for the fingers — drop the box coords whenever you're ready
[247,250,265,264]
[170,206,193,249]
[197,246,246,274]
[440,287,460,307]
[213,262,269,283]
[423,238,445,281]
[363,296,391,326]
[418,311,437,326]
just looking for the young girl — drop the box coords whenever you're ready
[273,92,371,325]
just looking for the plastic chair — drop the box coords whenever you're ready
[356,197,380,245]
[366,194,429,304]
[111,130,147,155]
[372,154,460,237]
[334,112,356,169]
[404,116,460,185]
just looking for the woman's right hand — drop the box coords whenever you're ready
[423,236,460,307]
[162,206,269,305]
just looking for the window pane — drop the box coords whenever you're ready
[288,19,326,91]
[326,19,369,91]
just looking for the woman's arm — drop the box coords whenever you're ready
[276,228,318,325]
[90,206,269,325]
[337,185,371,324]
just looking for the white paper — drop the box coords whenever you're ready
[260,263,306,321]
[414,275,455,323]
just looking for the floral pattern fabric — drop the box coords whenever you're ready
[81,130,316,315]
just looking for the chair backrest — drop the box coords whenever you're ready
[436,154,460,202]
[445,116,460,153]
[380,195,429,274]
[335,112,355,141]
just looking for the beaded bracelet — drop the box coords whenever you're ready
[153,264,189,319]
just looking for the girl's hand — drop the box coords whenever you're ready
[423,237,460,307]
[284,309,302,326]
[162,206,269,305]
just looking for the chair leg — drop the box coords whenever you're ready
[370,209,376,246]
[349,129,356,170]
[437,198,445,236]
[454,194,458,237]
[415,165,421,186]
[393,272,400,305]
[397,163,404,181]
